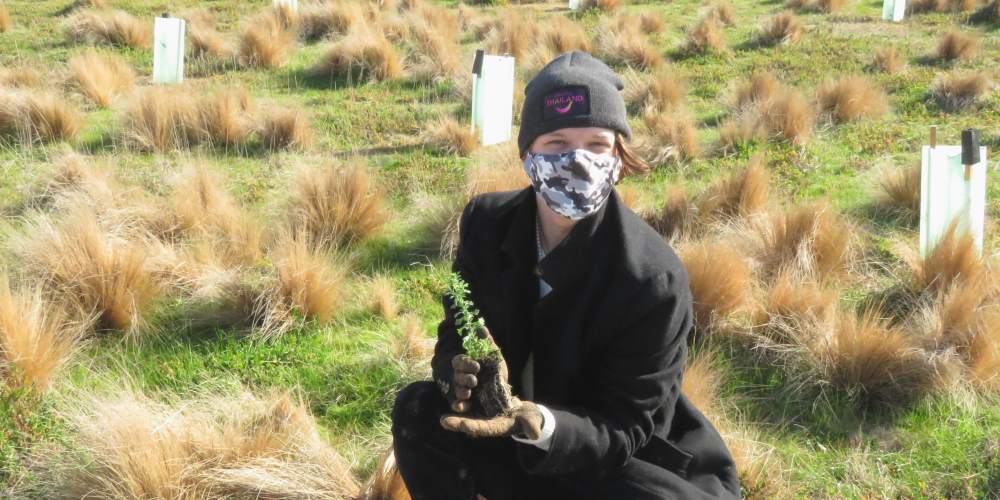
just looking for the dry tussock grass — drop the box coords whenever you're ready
[594,19,665,71]
[298,0,366,41]
[647,185,692,241]
[360,445,412,500]
[370,274,399,321]
[878,163,920,219]
[755,271,838,343]
[936,31,979,62]
[0,4,11,33]
[680,240,754,331]
[64,9,151,49]
[682,15,728,55]
[0,274,83,392]
[483,10,538,61]
[758,10,802,46]
[906,221,984,294]
[313,27,403,83]
[24,388,361,499]
[580,0,622,12]
[271,235,346,325]
[871,46,903,74]
[912,0,980,13]
[808,309,942,407]
[197,87,255,147]
[122,87,201,152]
[625,70,687,113]
[0,90,82,145]
[287,160,388,249]
[636,108,700,163]
[752,201,854,283]
[697,156,771,221]
[259,107,314,151]
[707,0,737,25]
[13,207,160,338]
[406,15,460,83]
[422,116,478,156]
[970,0,1000,22]
[165,165,264,269]
[930,71,992,112]
[239,13,294,68]
[816,75,887,123]
[0,65,43,88]
[968,309,1000,390]
[720,79,813,150]
[68,49,135,108]
[189,22,235,61]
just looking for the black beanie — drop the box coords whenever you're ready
[517,51,631,157]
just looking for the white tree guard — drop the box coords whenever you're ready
[919,145,988,258]
[153,16,185,84]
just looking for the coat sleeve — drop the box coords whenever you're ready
[516,269,693,475]
[430,197,480,399]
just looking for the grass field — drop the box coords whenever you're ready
[0,0,998,497]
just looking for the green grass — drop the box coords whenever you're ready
[1,0,998,496]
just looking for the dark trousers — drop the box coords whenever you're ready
[391,381,680,500]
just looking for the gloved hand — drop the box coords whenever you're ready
[439,397,544,439]
[444,353,481,413]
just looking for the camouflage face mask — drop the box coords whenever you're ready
[523,149,622,220]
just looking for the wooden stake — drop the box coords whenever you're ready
[930,125,937,148]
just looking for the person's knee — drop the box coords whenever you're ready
[392,380,443,441]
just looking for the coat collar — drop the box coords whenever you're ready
[499,187,615,292]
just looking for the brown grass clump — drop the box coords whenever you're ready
[298,0,365,41]
[759,10,802,46]
[754,202,854,283]
[682,15,728,55]
[0,275,82,392]
[238,13,294,69]
[817,0,849,12]
[259,107,314,151]
[423,116,478,156]
[912,0,980,12]
[680,240,753,331]
[757,89,814,145]
[758,271,837,327]
[542,16,592,54]
[907,221,984,294]
[197,87,255,147]
[936,31,979,62]
[271,235,346,325]
[26,388,361,499]
[970,0,1000,22]
[579,0,622,12]
[968,310,1000,390]
[483,10,538,61]
[406,16,461,83]
[361,445,412,500]
[313,28,403,83]
[870,46,903,74]
[697,156,771,221]
[0,4,11,33]
[0,65,43,88]
[287,160,388,249]
[930,71,992,112]
[14,208,159,337]
[878,163,921,219]
[647,186,693,241]
[0,91,83,145]
[816,75,887,123]
[636,108,701,163]
[68,49,135,108]
[189,23,235,60]
[734,72,780,110]
[122,87,200,152]
[165,165,264,269]
[707,1,737,25]
[810,309,939,406]
[594,20,665,71]
[64,9,151,49]
[681,349,722,416]
[370,274,398,321]
[627,71,687,113]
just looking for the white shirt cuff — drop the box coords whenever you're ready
[511,403,556,451]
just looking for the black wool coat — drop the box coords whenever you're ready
[431,187,740,499]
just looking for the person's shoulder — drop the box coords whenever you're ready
[467,188,530,218]
[613,196,688,290]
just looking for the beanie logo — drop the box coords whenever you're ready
[542,86,590,121]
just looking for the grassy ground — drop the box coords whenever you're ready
[1,0,998,497]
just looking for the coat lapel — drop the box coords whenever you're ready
[497,188,540,395]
